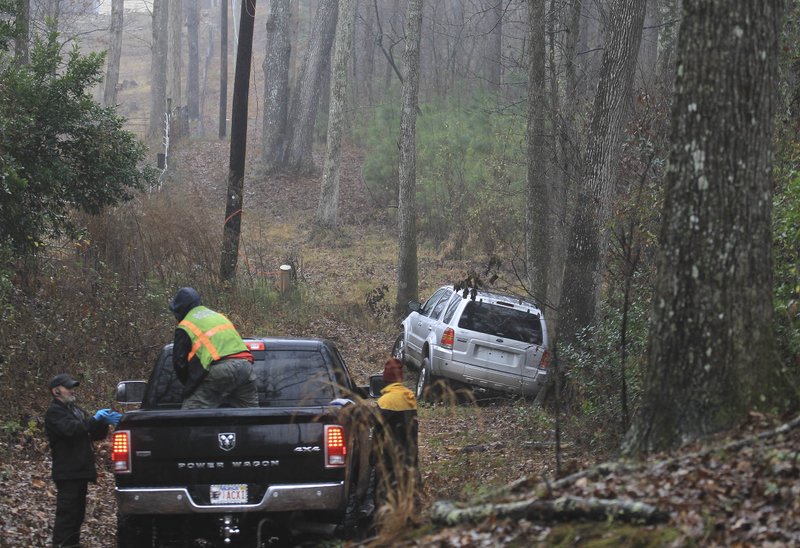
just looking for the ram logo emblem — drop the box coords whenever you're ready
[218,433,236,451]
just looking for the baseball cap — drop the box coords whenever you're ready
[49,373,80,390]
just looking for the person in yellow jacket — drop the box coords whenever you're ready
[169,287,258,409]
[375,358,419,493]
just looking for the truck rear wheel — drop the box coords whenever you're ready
[117,514,155,548]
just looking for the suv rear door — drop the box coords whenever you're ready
[453,300,544,392]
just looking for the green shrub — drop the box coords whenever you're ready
[0,30,156,254]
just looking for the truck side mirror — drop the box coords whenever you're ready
[369,374,387,398]
[407,300,421,313]
[116,380,147,405]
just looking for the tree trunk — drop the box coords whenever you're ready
[624,0,796,454]
[360,0,376,105]
[547,0,583,334]
[148,0,169,141]
[655,0,680,88]
[187,0,200,121]
[317,0,356,228]
[14,0,30,64]
[168,0,182,108]
[486,0,503,94]
[525,0,548,304]
[283,0,339,173]
[577,0,602,101]
[220,0,257,283]
[638,0,659,84]
[431,496,668,526]
[219,0,228,138]
[558,0,646,345]
[104,0,124,106]
[46,0,59,30]
[394,0,423,316]
[261,0,291,172]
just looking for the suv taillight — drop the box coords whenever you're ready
[441,327,455,349]
[112,431,131,473]
[325,425,346,468]
[539,350,550,368]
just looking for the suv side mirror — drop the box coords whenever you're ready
[407,300,421,313]
[116,381,147,404]
[369,374,387,398]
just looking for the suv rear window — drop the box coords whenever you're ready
[458,301,543,345]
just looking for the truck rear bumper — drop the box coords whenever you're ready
[117,482,344,514]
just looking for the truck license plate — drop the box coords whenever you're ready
[210,484,248,504]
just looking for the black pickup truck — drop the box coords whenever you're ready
[112,337,376,547]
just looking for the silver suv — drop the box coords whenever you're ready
[393,285,549,400]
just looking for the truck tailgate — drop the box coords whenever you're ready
[116,407,344,492]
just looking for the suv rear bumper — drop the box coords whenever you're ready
[117,482,344,514]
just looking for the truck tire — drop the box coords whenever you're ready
[116,514,155,548]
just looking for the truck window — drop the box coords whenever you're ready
[457,302,543,345]
[256,350,337,407]
[145,348,338,408]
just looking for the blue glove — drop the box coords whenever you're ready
[94,408,111,422]
[106,411,123,425]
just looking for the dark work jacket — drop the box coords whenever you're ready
[173,328,207,399]
[45,399,109,481]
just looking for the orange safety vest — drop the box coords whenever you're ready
[178,306,248,370]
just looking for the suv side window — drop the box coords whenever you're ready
[430,290,453,319]
[420,288,449,317]
[442,293,462,324]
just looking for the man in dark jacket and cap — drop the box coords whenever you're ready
[45,373,121,548]
[169,287,258,409]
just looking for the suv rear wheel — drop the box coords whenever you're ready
[391,333,406,365]
[416,356,444,402]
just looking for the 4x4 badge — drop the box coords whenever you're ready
[218,433,236,451]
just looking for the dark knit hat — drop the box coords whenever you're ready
[383,358,404,383]
[169,287,202,321]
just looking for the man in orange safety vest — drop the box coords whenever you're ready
[169,287,258,409]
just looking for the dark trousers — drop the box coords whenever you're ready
[53,479,88,548]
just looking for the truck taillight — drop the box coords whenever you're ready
[441,327,455,349]
[112,431,132,473]
[540,350,550,368]
[325,425,346,468]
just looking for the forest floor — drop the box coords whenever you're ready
[1,139,798,547]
